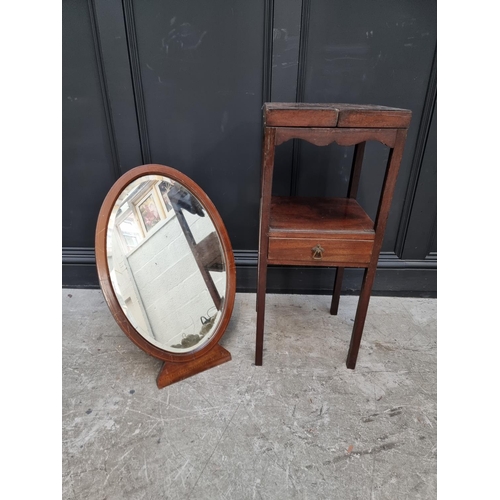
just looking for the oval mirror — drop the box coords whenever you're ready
[95,164,236,388]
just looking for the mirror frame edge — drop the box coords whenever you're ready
[95,164,236,364]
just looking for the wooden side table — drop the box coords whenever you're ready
[255,103,411,369]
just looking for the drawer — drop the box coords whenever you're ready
[268,237,373,266]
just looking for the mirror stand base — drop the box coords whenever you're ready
[156,344,231,388]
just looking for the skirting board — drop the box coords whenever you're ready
[62,248,436,297]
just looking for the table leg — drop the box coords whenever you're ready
[330,267,344,315]
[346,265,376,369]
[255,255,268,366]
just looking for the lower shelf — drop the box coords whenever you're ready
[266,196,375,267]
[269,196,375,238]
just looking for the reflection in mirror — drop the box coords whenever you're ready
[106,175,226,353]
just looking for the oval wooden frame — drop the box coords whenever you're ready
[95,164,236,366]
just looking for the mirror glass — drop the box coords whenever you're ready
[106,175,226,353]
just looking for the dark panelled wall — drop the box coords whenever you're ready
[63,0,437,296]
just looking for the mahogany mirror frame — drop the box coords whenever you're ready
[95,164,236,388]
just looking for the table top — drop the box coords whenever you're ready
[263,102,411,128]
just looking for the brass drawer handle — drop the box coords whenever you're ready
[311,244,325,260]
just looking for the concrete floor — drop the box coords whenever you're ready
[62,290,436,500]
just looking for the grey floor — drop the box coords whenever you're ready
[62,290,436,500]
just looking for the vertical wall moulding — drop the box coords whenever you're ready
[290,0,311,196]
[122,0,152,164]
[262,0,275,105]
[394,47,437,258]
[62,0,123,277]
[87,0,121,180]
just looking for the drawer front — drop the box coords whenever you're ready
[268,237,373,266]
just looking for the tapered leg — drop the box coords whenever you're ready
[255,255,268,366]
[256,256,260,312]
[255,126,276,365]
[346,265,377,369]
[345,130,408,369]
[330,267,344,315]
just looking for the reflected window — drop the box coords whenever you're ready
[118,213,142,253]
[114,179,177,255]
